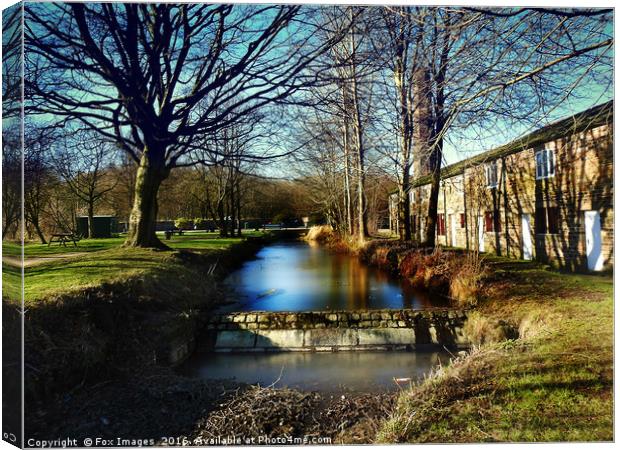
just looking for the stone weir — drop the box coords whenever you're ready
[204,309,469,352]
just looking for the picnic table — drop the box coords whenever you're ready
[48,233,80,247]
[164,229,185,240]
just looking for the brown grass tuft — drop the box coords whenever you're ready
[304,225,335,243]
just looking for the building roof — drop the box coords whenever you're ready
[391,100,613,194]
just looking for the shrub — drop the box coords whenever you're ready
[395,247,486,304]
[464,311,516,345]
[518,310,561,340]
[304,225,334,243]
[175,217,192,230]
[449,253,487,307]
[399,250,425,279]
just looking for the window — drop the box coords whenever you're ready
[460,213,466,228]
[486,161,498,188]
[535,148,555,180]
[409,190,415,205]
[485,211,501,232]
[437,214,446,236]
[535,207,560,234]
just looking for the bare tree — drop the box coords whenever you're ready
[2,126,21,239]
[25,3,346,247]
[53,132,118,238]
[23,127,56,244]
[375,7,612,246]
[296,6,378,240]
[373,6,424,240]
[2,5,23,239]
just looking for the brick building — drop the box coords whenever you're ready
[389,101,613,271]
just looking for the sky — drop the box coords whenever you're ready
[18,2,615,182]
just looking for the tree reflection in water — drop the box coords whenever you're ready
[223,242,448,312]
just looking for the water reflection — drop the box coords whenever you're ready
[179,350,451,392]
[223,242,448,311]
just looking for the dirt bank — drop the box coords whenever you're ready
[28,367,395,445]
[16,239,265,437]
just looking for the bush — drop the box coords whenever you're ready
[464,311,518,345]
[304,225,334,243]
[449,253,486,307]
[175,217,192,230]
[394,247,486,304]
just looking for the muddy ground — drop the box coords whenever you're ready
[27,367,395,445]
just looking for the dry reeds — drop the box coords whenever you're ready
[304,225,335,243]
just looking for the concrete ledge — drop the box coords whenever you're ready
[358,328,416,345]
[256,329,305,348]
[215,330,256,348]
[206,309,470,352]
[305,328,358,347]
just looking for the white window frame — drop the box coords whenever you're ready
[485,161,498,188]
[535,148,556,180]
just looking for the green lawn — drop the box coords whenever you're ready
[378,257,613,442]
[2,231,264,258]
[2,231,265,302]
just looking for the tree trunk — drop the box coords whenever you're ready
[235,180,242,236]
[124,151,168,248]
[341,85,353,236]
[348,25,369,241]
[32,220,47,244]
[398,183,411,241]
[355,148,369,241]
[217,198,228,237]
[397,74,412,241]
[87,202,95,239]
[423,137,443,247]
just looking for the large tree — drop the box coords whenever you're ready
[25,3,344,247]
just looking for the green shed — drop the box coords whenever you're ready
[76,216,117,238]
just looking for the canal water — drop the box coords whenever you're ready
[221,241,449,312]
[180,350,451,393]
[181,241,452,392]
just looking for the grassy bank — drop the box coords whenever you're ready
[2,233,266,409]
[378,255,613,442]
[2,231,262,301]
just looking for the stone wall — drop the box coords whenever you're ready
[205,309,469,352]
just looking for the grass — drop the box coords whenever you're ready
[378,255,613,443]
[2,231,265,302]
[2,231,265,258]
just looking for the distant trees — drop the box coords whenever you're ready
[292,6,380,238]
[53,132,118,238]
[2,5,22,239]
[23,127,56,243]
[25,3,347,247]
[374,6,420,241]
[2,125,21,239]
